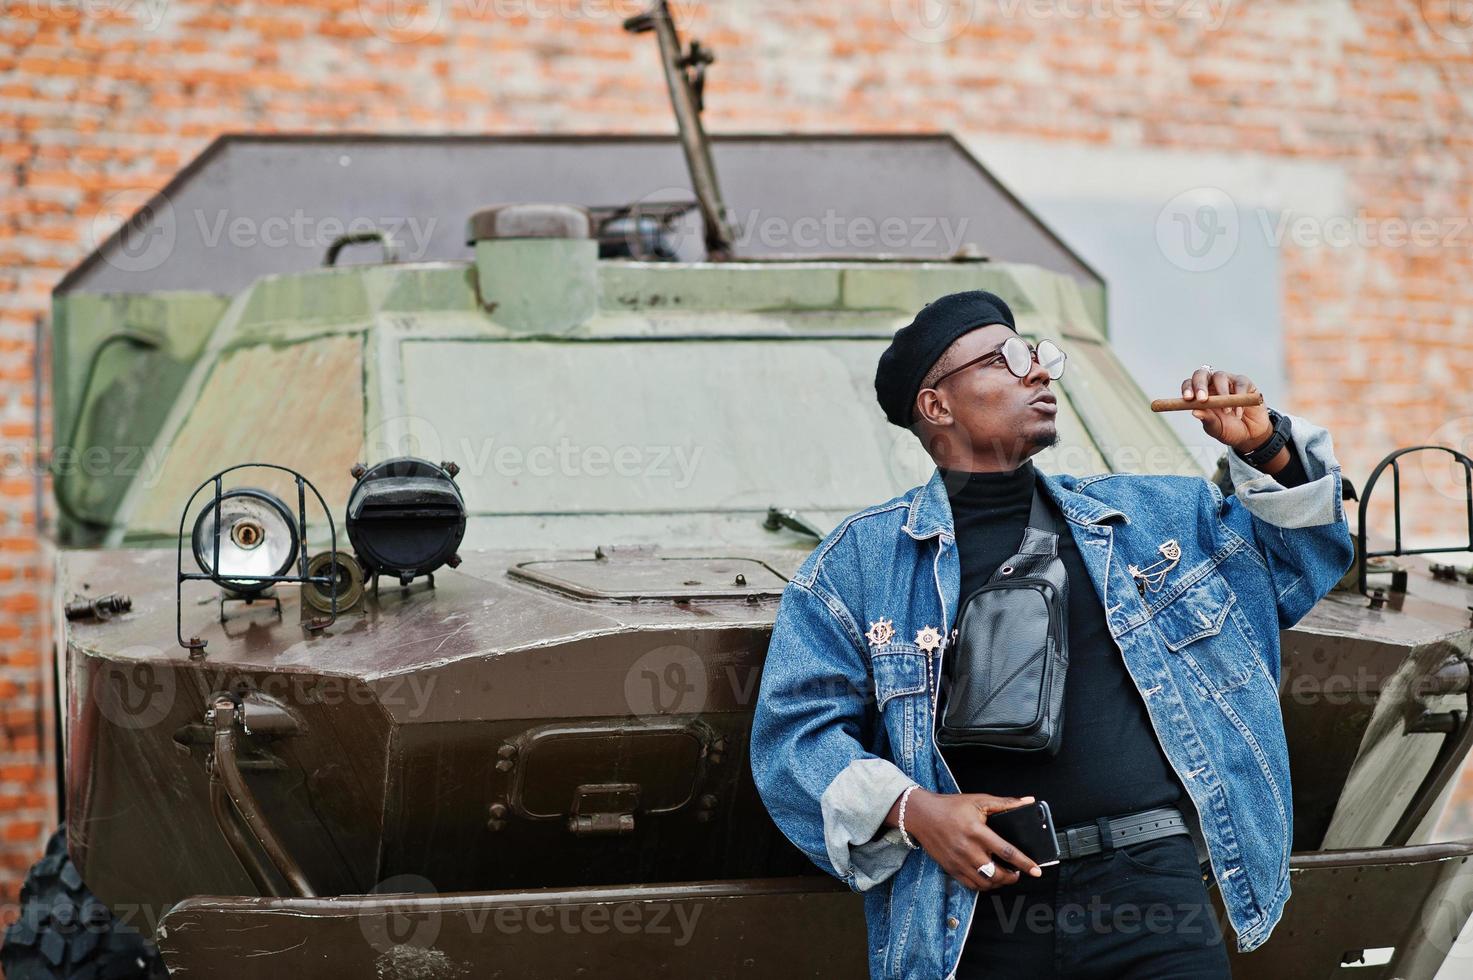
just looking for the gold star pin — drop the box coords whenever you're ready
[865,617,896,648]
[914,625,943,653]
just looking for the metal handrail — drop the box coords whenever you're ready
[209,697,316,898]
[1356,445,1473,597]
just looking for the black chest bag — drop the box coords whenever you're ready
[936,479,1070,756]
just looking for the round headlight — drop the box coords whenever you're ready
[191,488,300,594]
[345,457,465,584]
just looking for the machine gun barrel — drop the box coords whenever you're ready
[624,1,735,260]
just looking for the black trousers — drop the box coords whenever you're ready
[955,833,1232,979]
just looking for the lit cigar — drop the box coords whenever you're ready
[1150,392,1263,413]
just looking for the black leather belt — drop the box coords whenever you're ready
[1055,805,1190,861]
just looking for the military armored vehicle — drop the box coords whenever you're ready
[9,4,1473,977]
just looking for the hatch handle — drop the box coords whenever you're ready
[324,230,399,267]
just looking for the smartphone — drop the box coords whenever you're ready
[987,800,1062,870]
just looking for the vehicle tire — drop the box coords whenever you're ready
[0,824,168,979]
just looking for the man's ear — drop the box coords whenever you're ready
[914,387,951,428]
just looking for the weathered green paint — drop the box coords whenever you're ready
[474,238,599,332]
[49,290,228,543]
[54,249,1138,550]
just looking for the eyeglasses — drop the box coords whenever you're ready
[929,336,1067,387]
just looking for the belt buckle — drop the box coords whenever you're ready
[1063,826,1085,859]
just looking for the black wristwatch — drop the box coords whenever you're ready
[1234,407,1292,469]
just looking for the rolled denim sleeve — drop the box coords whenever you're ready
[1217,412,1355,630]
[751,579,918,892]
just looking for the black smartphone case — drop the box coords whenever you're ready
[988,800,1061,868]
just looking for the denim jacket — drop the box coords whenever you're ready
[750,413,1355,979]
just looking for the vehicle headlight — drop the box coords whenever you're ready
[346,457,465,585]
[191,488,300,594]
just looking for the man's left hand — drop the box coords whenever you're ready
[1181,367,1272,453]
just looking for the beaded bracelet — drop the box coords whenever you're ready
[896,784,921,850]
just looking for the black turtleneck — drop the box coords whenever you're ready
[937,457,1184,830]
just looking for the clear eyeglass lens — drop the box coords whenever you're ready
[1037,339,1067,379]
[1002,336,1033,377]
[198,497,295,586]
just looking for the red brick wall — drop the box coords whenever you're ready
[2,0,1472,912]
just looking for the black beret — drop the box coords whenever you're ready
[874,290,1017,428]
